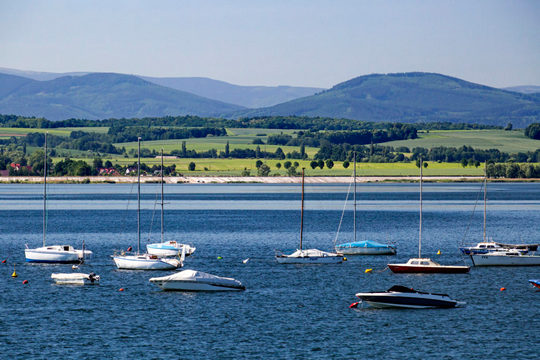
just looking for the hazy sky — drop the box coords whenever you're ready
[1,0,539,88]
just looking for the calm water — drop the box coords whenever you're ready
[1,182,539,359]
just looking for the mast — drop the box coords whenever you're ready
[137,137,141,255]
[161,148,164,244]
[353,152,357,243]
[43,132,47,247]
[419,157,423,258]
[300,168,305,250]
[483,162,487,242]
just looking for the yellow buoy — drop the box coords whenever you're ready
[436,250,441,255]
[365,268,373,273]
[217,256,223,260]
[343,257,347,261]
[11,265,17,278]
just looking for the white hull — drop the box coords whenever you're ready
[113,255,181,270]
[336,246,396,255]
[150,280,243,291]
[471,254,540,266]
[51,273,100,285]
[146,243,196,257]
[25,247,79,263]
[275,256,343,264]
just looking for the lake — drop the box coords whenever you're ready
[1,182,539,359]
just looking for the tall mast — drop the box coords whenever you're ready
[300,168,305,250]
[483,162,487,242]
[137,137,141,255]
[161,148,164,244]
[353,152,357,243]
[43,132,47,247]
[419,157,423,258]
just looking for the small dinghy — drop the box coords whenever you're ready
[149,269,245,291]
[529,279,540,289]
[51,272,100,285]
[355,285,465,309]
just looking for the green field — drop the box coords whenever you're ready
[384,129,540,153]
[64,157,486,176]
[0,127,109,138]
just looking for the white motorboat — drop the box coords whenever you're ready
[25,133,91,264]
[355,285,465,309]
[470,250,540,266]
[335,153,396,255]
[275,168,343,264]
[388,158,469,274]
[113,141,182,270]
[149,269,245,291]
[146,151,196,257]
[51,272,100,285]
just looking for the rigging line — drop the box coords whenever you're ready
[147,183,160,243]
[460,180,484,246]
[333,170,354,246]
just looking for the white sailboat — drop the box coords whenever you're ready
[146,149,196,257]
[275,168,343,264]
[388,158,470,274]
[113,139,182,270]
[335,153,396,255]
[25,133,92,263]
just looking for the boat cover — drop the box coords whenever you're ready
[51,273,93,280]
[151,269,243,287]
[337,240,392,248]
[286,249,339,257]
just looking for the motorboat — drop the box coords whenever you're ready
[112,140,182,270]
[388,258,470,274]
[51,272,100,285]
[113,253,182,270]
[529,279,540,289]
[149,270,245,291]
[470,250,540,266]
[460,242,536,255]
[25,133,91,264]
[355,285,465,309]
[147,241,196,257]
[275,248,343,264]
[387,158,470,274]
[275,168,343,264]
[335,153,396,256]
[146,151,196,258]
[336,240,396,255]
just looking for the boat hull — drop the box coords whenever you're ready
[113,255,181,270]
[150,280,244,291]
[275,256,343,264]
[388,264,470,274]
[25,248,79,263]
[336,246,396,255]
[356,293,460,309]
[470,254,540,266]
[51,273,100,285]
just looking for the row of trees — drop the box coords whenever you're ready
[525,123,540,140]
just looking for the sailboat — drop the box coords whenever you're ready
[113,138,182,270]
[460,165,538,255]
[388,159,470,274]
[146,149,196,257]
[335,153,396,255]
[25,133,92,263]
[275,168,343,264]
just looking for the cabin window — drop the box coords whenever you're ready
[421,261,429,265]
[411,261,419,265]
[479,245,486,248]
[64,246,70,251]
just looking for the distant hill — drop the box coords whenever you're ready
[0,67,323,108]
[140,76,323,108]
[0,73,243,120]
[503,85,540,94]
[235,73,540,127]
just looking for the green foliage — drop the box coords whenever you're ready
[525,123,540,140]
[188,162,196,171]
[257,164,270,176]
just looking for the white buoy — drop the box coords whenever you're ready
[242,258,250,264]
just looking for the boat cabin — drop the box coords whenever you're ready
[406,258,441,266]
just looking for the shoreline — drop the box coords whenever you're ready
[1,175,538,184]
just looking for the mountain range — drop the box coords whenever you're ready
[0,68,539,126]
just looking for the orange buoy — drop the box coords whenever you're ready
[349,302,359,308]
[119,288,125,292]
[500,287,506,291]
[1,259,6,263]
[22,280,28,284]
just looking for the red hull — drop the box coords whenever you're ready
[388,264,470,274]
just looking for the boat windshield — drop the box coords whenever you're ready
[388,285,416,293]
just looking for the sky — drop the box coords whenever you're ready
[1,0,539,88]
